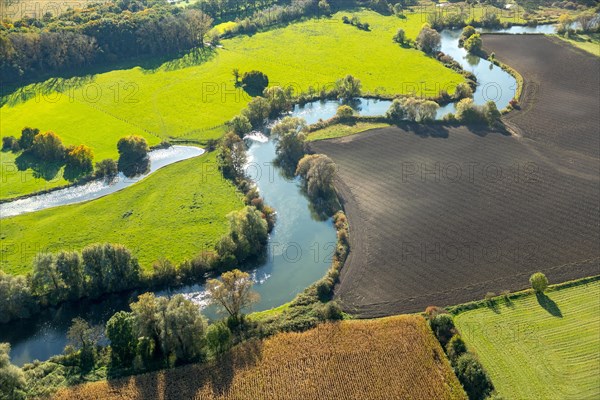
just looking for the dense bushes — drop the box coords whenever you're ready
[426,310,495,400]
[64,145,94,181]
[455,99,501,126]
[117,135,150,178]
[335,75,362,100]
[386,97,439,122]
[341,15,370,31]
[463,33,483,54]
[296,154,339,216]
[0,343,26,400]
[216,206,269,267]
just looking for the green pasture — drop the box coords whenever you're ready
[307,121,391,142]
[0,151,244,275]
[454,279,600,400]
[1,10,463,198]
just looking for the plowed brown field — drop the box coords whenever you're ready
[54,316,466,400]
[312,35,599,317]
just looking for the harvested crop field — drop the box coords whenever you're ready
[53,316,466,400]
[310,34,600,318]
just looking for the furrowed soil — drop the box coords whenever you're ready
[312,35,600,317]
[53,316,466,400]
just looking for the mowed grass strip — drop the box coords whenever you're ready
[52,315,467,400]
[307,121,391,142]
[454,280,600,400]
[0,151,244,275]
[1,10,463,198]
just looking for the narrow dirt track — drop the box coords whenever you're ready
[311,36,600,318]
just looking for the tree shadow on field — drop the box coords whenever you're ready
[536,293,563,317]
[401,123,450,139]
[14,152,63,181]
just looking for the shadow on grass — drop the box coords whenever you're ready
[536,292,563,317]
[14,151,63,181]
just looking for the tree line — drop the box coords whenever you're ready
[1,4,213,82]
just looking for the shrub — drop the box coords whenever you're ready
[335,75,361,100]
[416,25,441,54]
[242,97,271,128]
[430,313,455,346]
[464,33,482,54]
[483,100,501,127]
[31,131,65,162]
[117,135,150,178]
[386,98,405,121]
[529,272,549,293]
[460,25,476,43]
[455,82,473,100]
[228,114,253,137]
[206,322,232,356]
[446,334,467,362]
[94,158,118,179]
[454,353,494,400]
[2,136,19,152]
[393,28,406,44]
[18,127,39,150]
[241,70,269,96]
[64,144,94,181]
[336,105,354,120]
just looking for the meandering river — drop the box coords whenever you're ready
[0,24,557,366]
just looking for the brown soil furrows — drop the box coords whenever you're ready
[484,34,600,161]
[311,35,600,318]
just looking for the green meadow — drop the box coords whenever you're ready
[307,121,391,142]
[454,279,600,400]
[0,151,244,275]
[1,10,463,199]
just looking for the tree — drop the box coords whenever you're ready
[264,86,293,117]
[0,343,26,400]
[336,105,354,120]
[430,313,455,346]
[31,253,66,303]
[206,322,232,356]
[232,68,240,85]
[296,154,337,203]
[31,131,65,162]
[64,144,94,181]
[416,25,441,54]
[218,132,247,179]
[2,136,19,152]
[454,82,473,100]
[335,75,362,100]
[464,33,482,54]
[94,158,118,179]
[454,353,494,400]
[386,99,406,121]
[393,28,406,44]
[318,0,331,15]
[106,311,137,368]
[117,135,150,178]
[228,114,253,137]
[0,272,37,323]
[206,269,259,323]
[460,25,476,44]
[241,70,269,96]
[82,243,140,295]
[18,127,39,150]
[183,9,213,48]
[483,101,501,127]
[557,14,573,34]
[446,334,467,362]
[130,293,165,360]
[242,97,270,128]
[576,11,596,32]
[55,251,84,300]
[67,317,100,371]
[163,294,208,362]
[529,272,549,293]
[273,116,307,169]
[217,206,269,263]
[399,97,439,122]
[456,98,484,123]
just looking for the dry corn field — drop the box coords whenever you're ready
[54,315,466,400]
